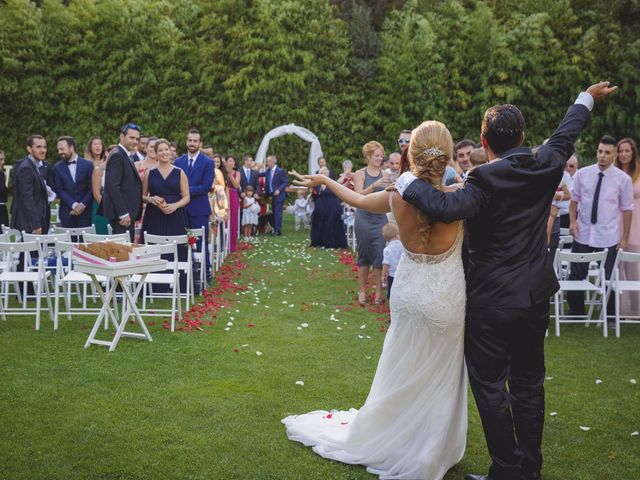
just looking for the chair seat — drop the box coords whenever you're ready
[606,280,640,292]
[60,272,107,283]
[558,280,601,291]
[0,271,51,282]
[130,273,175,285]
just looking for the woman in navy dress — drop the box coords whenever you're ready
[310,167,348,249]
[141,139,190,239]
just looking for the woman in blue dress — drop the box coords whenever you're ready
[310,167,348,249]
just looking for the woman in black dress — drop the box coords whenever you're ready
[310,167,348,249]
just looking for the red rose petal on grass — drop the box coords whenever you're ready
[233,348,239,352]
[146,321,156,326]
[247,323,256,328]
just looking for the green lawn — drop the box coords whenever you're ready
[0,217,638,480]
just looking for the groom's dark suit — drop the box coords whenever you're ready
[401,102,591,479]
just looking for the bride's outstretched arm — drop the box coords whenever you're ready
[290,171,391,213]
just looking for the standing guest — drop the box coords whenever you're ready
[85,136,109,233]
[337,159,355,190]
[547,172,571,255]
[453,139,475,180]
[316,156,334,178]
[105,144,117,157]
[294,189,310,231]
[615,137,640,316]
[469,146,488,168]
[209,153,228,246]
[136,135,148,162]
[0,150,9,227]
[560,154,579,228]
[310,167,347,249]
[175,129,214,280]
[141,139,189,237]
[568,135,634,318]
[387,152,401,181]
[54,136,94,229]
[381,223,402,300]
[201,145,214,158]
[134,137,158,242]
[254,160,270,234]
[170,142,178,162]
[353,141,390,305]
[397,130,411,153]
[11,135,49,234]
[259,155,288,236]
[241,185,260,239]
[240,155,259,193]
[225,155,241,251]
[99,123,143,242]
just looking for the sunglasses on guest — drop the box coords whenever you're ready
[398,138,410,145]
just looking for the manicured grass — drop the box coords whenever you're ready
[0,217,638,479]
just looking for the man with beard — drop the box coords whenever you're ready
[136,135,149,162]
[53,136,94,228]
[175,128,214,282]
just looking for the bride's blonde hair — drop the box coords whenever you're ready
[408,120,453,246]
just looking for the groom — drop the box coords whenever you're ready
[396,82,617,480]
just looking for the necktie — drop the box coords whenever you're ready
[269,168,274,193]
[188,157,194,175]
[591,172,604,224]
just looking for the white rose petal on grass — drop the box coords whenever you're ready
[549,412,557,417]
[297,327,302,331]
[546,377,554,381]
[300,323,309,328]
[336,327,343,331]
[226,322,233,327]
[631,379,637,385]
[631,431,639,436]
[224,327,230,331]
[360,324,366,330]
[242,344,248,347]
[595,379,602,384]
[358,335,364,339]
[256,351,263,356]
[579,426,591,431]
[295,380,304,386]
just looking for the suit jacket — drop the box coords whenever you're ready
[54,156,94,225]
[402,103,591,309]
[240,167,258,193]
[11,156,48,232]
[100,146,142,221]
[260,166,288,199]
[175,152,214,217]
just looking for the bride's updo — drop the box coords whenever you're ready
[408,120,453,188]
[407,121,453,246]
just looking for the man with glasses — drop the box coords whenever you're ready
[100,123,143,241]
[397,130,411,153]
[559,154,578,228]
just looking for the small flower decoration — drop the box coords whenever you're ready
[185,228,198,251]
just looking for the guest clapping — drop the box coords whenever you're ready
[310,167,348,249]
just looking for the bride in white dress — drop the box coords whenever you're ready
[283,120,467,480]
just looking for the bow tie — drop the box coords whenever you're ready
[67,160,76,165]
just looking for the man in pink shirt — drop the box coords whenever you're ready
[568,135,634,316]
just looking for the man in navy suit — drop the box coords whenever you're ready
[396,82,617,480]
[240,155,258,193]
[259,155,288,235]
[54,136,94,228]
[175,129,214,281]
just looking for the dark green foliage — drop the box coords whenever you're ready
[0,0,638,172]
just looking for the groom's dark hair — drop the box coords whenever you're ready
[481,104,525,155]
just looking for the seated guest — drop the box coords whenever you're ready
[310,167,348,249]
[54,136,94,228]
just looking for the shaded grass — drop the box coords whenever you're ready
[0,217,638,479]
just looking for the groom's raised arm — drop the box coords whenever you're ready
[397,170,491,223]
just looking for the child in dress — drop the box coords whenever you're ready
[294,189,310,231]
[381,223,403,299]
[242,185,260,239]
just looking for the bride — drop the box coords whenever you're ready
[283,120,467,480]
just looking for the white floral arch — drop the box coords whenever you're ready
[255,124,323,174]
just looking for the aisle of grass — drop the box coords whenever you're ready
[0,217,638,479]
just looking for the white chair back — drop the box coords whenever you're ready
[83,232,130,243]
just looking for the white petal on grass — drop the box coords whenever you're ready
[224,327,230,331]
[256,351,263,356]
[546,376,554,381]
[336,327,343,331]
[295,380,304,386]
[549,412,557,416]
[242,344,248,347]
[358,335,364,339]
[595,379,602,384]
[226,322,233,327]
[579,426,591,431]
[297,327,302,331]
[360,324,366,330]
[631,379,637,385]
[631,431,639,436]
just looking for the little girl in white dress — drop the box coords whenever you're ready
[242,185,260,239]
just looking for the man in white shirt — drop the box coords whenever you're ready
[568,135,634,316]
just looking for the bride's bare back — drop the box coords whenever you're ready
[390,191,461,255]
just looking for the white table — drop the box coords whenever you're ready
[75,259,167,352]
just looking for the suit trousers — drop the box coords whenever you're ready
[271,194,285,234]
[566,240,617,316]
[465,301,550,480]
[188,214,211,281]
[109,219,135,244]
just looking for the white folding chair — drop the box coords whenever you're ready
[52,225,96,242]
[1,226,22,241]
[188,226,206,293]
[52,240,112,329]
[22,232,71,287]
[605,250,640,337]
[0,241,53,330]
[130,237,184,332]
[83,232,130,243]
[553,250,608,337]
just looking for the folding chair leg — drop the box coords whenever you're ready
[615,288,620,338]
[35,280,42,330]
[554,293,561,337]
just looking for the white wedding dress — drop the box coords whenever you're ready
[282,223,467,479]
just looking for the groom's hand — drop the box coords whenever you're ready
[586,81,617,101]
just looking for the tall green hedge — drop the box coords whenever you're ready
[0,0,638,171]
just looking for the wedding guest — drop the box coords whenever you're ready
[254,160,270,234]
[85,136,109,233]
[134,137,158,241]
[175,129,214,280]
[239,155,259,221]
[135,135,148,162]
[170,142,178,162]
[397,130,411,153]
[615,137,640,315]
[310,167,347,249]
[568,135,634,317]
[337,159,355,190]
[294,189,310,231]
[54,136,94,229]
[561,154,579,229]
[469,147,487,168]
[453,139,475,180]
[209,153,228,245]
[11,135,49,234]
[315,156,333,178]
[225,154,241,251]
[201,145,214,158]
[565,154,579,178]
[105,144,117,157]
[547,171,571,255]
[387,152,401,181]
[381,222,402,300]
[259,155,288,236]
[241,185,260,239]
[353,141,390,304]
[0,150,9,227]
[100,123,143,241]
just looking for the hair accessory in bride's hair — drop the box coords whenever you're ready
[423,147,444,157]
